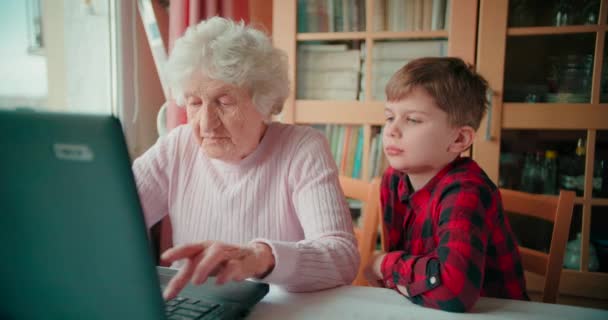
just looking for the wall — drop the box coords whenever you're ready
[42,0,67,110]
[63,0,112,113]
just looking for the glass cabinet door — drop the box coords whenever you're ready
[590,130,608,274]
[475,0,607,181]
[508,0,601,28]
[474,0,608,299]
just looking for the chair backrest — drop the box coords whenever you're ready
[339,176,382,286]
[500,188,575,303]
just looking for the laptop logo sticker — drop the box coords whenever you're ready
[53,144,95,162]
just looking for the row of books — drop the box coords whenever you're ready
[320,124,365,178]
[367,127,389,180]
[377,0,450,32]
[296,44,361,100]
[312,124,388,180]
[296,40,447,101]
[296,0,449,33]
[297,0,366,33]
[362,39,448,100]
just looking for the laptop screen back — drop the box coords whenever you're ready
[0,111,165,319]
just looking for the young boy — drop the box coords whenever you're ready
[364,57,529,312]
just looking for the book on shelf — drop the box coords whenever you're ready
[297,0,448,33]
[334,125,345,169]
[296,88,359,100]
[386,0,407,31]
[343,126,364,177]
[329,125,340,163]
[443,0,451,31]
[413,0,423,31]
[368,134,378,179]
[312,124,389,180]
[338,0,366,32]
[380,0,448,32]
[372,0,385,31]
[351,127,364,178]
[422,0,433,31]
[341,0,351,32]
[297,70,360,90]
[363,59,409,77]
[297,0,308,33]
[299,0,319,32]
[297,46,362,100]
[340,126,354,175]
[297,43,350,52]
[368,74,394,100]
[359,40,447,100]
[297,49,361,71]
[431,0,448,30]
[297,0,365,33]
[367,129,388,180]
[371,40,448,60]
[327,0,335,32]
[313,124,365,179]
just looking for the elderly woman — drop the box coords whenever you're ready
[133,17,359,300]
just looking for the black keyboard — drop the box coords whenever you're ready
[165,296,226,320]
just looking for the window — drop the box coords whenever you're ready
[0,0,47,109]
[0,0,114,114]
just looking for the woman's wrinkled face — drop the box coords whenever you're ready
[183,74,267,162]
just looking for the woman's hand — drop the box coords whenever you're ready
[161,241,275,300]
[364,252,386,287]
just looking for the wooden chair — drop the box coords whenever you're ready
[500,188,575,304]
[339,176,382,286]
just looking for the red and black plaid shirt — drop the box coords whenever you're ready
[380,157,529,312]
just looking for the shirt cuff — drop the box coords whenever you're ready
[381,252,441,297]
[405,257,441,297]
[249,238,298,284]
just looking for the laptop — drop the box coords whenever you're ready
[0,110,269,319]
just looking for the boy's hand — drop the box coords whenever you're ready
[364,252,386,287]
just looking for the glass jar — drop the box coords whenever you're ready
[564,233,600,271]
[547,54,593,103]
[554,0,573,26]
[509,0,536,27]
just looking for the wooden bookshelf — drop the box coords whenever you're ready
[502,104,608,129]
[296,30,450,40]
[295,100,385,125]
[507,25,608,36]
[273,0,478,180]
[297,32,367,40]
[475,0,608,307]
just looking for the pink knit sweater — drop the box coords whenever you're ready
[133,122,359,291]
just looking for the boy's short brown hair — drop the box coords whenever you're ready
[385,57,489,130]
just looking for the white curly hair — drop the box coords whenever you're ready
[165,17,289,117]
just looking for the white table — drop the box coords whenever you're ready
[248,285,608,320]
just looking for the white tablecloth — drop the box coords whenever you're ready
[248,285,608,320]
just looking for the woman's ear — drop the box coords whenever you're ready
[448,126,476,153]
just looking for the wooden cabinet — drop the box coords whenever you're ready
[272,0,608,308]
[474,0,608,307]
[272,0,477,180]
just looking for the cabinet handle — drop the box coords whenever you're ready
[485,88,494,141]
